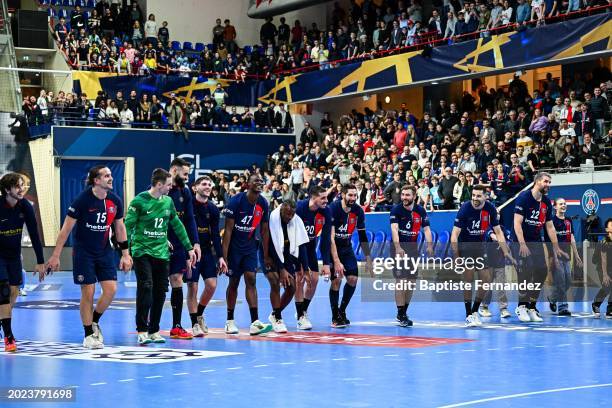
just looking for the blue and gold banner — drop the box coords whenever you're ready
[76,13,611,105]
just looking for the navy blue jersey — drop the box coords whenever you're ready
[513,190,553,243]
[389,203,430,243]
[222,192,269,253]
[544,215,573,251]
[480,171,496,185]
[296,199,332,264]
[193,197,222,258]
[66,188,124,257]
[329,200,365,250]
[454,200,500,242]
[168,185,199,248]
[0,197,44,263]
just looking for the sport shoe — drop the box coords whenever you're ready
[528,309,543,322]
[297,315,312,330]
[592,303,600,317]
[170,326,193,340]
[192,323,205,338]
[338,309,350,326]
[92,322,103,343]
[4,337,17,352]
[249,320,273,336]
[558,309,572,317]
[515,305,531,322]
[547,296,557,313]
[148,332,166,343]
[83,334,103,349]
[18,288,27,296]
[605,310,612,319]
[465,314,479,327]
[500,308,511,318]
[137,332,152,345]
[331,315,347,328]
[197,315,208,334]
[272,319,287,333]
[398,315,413,327]
[478,306,492,318]
[268,312,278,326]
[472,312,482,326]
[225,320,239,334]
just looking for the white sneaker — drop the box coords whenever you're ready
[297,315,313,330]
[528,309,543,322]
[471,312,482,326]
[272,318,287,333]
[92,322,103,343]
[148,332,166,343]
[465,314,478,327]
[197,315,208,334]
[192,323,205,338]
[478,306,492,318]
[500,308,511,318]
[137,332,152,345]
[268,312,278,325]
[83,334,103,349]
[225,320,239,334]
[19,288,27,296]
[515,305,531,322]
[249,320,273,336]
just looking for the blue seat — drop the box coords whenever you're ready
[86,0,95,7]
[316,236,322,260]
[244,45,252,55]
[435,230,450,258]
[84,10,90,18]
[51,0,60,5]
[40,0,50,5]
[62,0,72,7]
[47,7,56,17]
[351,233,362,261]
[206,43,214,51]
[58,8,68,18]
[183,41,193,50]
[195,42,205,52]
[381,232,392,258]
[171,41,181,51]
[371,230,386,258]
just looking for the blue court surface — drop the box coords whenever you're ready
[2,272,611,407]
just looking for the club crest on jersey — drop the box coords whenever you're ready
[581,189,599,215]
[109,207,115,214]
[179,196,184,202]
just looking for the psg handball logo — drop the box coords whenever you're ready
[581,189,600,215]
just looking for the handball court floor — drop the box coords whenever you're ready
[1,271,611,408]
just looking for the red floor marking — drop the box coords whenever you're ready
[147,329,472,348]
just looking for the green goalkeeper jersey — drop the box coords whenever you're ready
[124,191,193,260]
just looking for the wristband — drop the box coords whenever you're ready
[118,241,129,250]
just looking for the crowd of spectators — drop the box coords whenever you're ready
[200,72,611,212]
[47,0,611,79]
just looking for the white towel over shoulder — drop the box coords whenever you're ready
[269,206,310,264]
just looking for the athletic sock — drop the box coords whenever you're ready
[464,301,472,317]
[1,318,13,338]
[593,301,602,307]
[471,299,482,314]
[84,324,94,337]
[528,301,537,310]
[227,308,234,320]
[273,308,282,320]
[339,284,356,312]
[197,303,206,316]
[92,310,102,324]
[249,307,259,323]
[302,297,312,311]
[329,287,340,317]
[171,287,183,328]
[295,301,304,319]
[397,305,404,317]
[189,313,198,326]
[518,301,528,307]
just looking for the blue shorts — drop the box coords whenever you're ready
[188,249,217,283]
[169,246,188,276]
[72,250,116,285]
[331,247,358,279]
[227,249,258,278]
[0,257,23,286]
[306,246,319,272]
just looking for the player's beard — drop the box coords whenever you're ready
[403,198,414,207]
[472,199,483,208]
[9,190,23,201]
[174,175,185,189]
[344,197,355,207]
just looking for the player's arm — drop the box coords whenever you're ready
[545,220,567,260]
[169,205,195,269]
[602,247,610,286]
[184,190,201,261]
[330,226,344,275]
[320,212,332,266]
[221,217,234,263]
[123,198,140,238]
[423,225,434,256]
[570,234,582,267]
[357,208,371,258]
[390,222,403,254]
[450,226,461,257]
[492,225,514,263]
[113,217,132,271]
[513,213,529,257]
[210,208,227,272]
[261,220,273,269]
[46,216,77,275]
[22,201,45,276]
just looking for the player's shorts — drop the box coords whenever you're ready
[306,245,319,273]
[187,248,217,283]
[457,242,489,269]
[331,247,358,280]
[518,243,547,275]
[0,256,23,286]
[227,248,258,278]
[390,245,419,280]
[169,246,188,276]
[72,250,117,285]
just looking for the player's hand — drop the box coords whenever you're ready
[303,268,312,285]
[187,250,197,271]
[193,244,202,262]
[45,254,61,273]
[119,254,133,272]
[426,244,434,257]
[217,257,228,275]
[280,269,291,288]
[334,261,345,279]
[504,252,517,266]
[167,241,174,252]
[34,263,46,282]
[395,247,406,258]
[603,273,611,287]
[321,264,331,281]
[365,256,374,278]
[554,246,569,261]
[264,255,274,271]
[575,257,583,269]
[519,243,530,258]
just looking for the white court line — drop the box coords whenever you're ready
[280,362,295,365]
[145,375,163,379]
[253,364,269,368]
[90,382,107,386]
[437,383,612,408]
[332,358,348,361]
[511,346,525,349]
[200,369,216,373]
[357,356,373,359]
[384,354,399,357]
[411,352,425,355]
[461,350,476,352]
[118,379,134,382]
[173,372,189,376]
[226,367,242,370]
[305,360,320,363]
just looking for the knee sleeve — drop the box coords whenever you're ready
[0,281,10,305]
